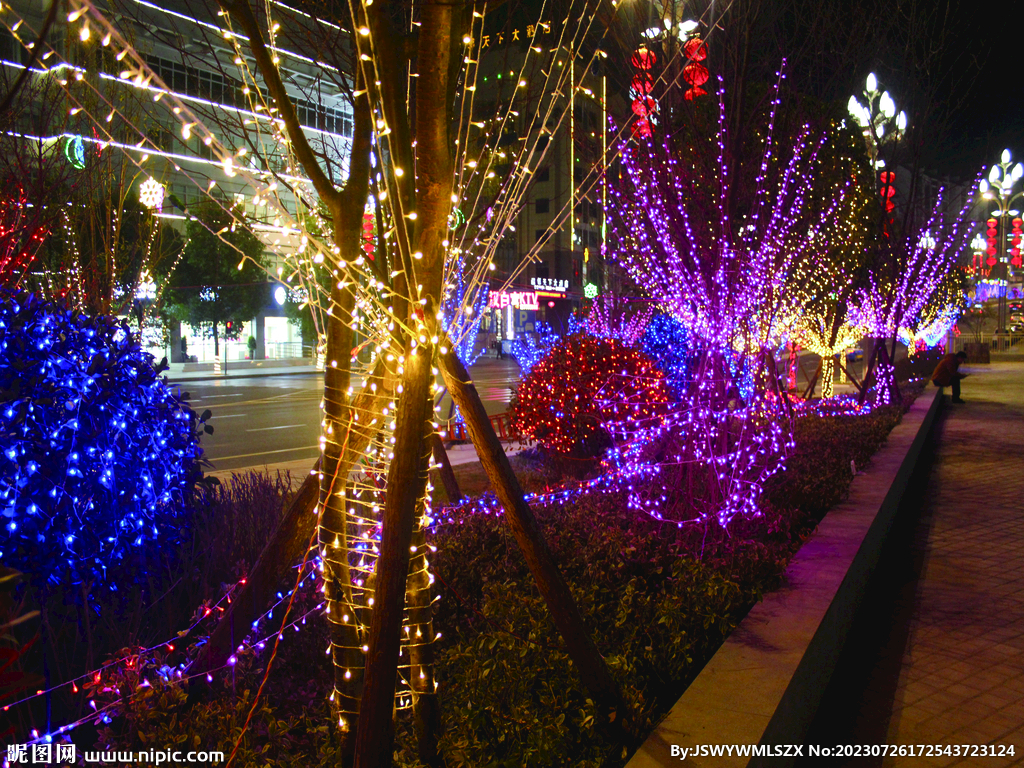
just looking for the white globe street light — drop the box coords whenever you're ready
[979,148,1024,333]
[846,73,905,173]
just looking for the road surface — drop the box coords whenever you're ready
[179,357,522,472]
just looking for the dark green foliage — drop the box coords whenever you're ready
[764,401,908,519]
[159,200,268,349]
[6,470,294,745]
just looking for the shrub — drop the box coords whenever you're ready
[509,334,670,460]
[764,403,906,519]
[638,313,695,392]
[0,290,210,589]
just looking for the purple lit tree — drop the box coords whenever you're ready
[607,78,851,526]
[849,189,976,404]
[582,294,653,347]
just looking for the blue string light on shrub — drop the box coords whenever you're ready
[639,314,695,393]
[0,289,210,588]
[508,321,559,377]
[442,256,488,369]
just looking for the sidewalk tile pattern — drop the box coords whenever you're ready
[884,364,1024,767]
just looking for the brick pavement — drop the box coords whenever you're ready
[883,363,1024,766]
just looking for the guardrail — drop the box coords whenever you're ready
[445,412,518,442]
[951,333,1024,354]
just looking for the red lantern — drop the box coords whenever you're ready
[683,62,710,88]
[631,96,658,118]
[683,37,708,61]
[681,36,710,101]
[361,212,375,259]
[631,75,654,94]
[630,45,659,138]
[878,172,896,212]
[631,46,656,70]
[631,119,653,138]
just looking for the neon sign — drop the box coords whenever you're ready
[531,277,569,294]
[487,290,538,310]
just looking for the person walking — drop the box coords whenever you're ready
[930,350,968,403]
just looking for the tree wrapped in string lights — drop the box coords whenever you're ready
[14,0,633,756]
[608,77,852,525]
[582,293,653,346]
[639,313,695,394]
[791,316,864,398]
[509,321,559,377]
[897,268,966,355]
[849,190,976,403]
[442,254,488,370]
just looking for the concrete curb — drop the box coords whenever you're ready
[626,386,943,767]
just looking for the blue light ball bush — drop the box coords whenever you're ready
[0,289,212,590]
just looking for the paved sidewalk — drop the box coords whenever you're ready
[883,363,1024,763]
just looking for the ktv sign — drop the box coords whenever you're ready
[487,289,539,311]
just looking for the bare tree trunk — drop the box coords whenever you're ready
[193,363,390,680]
[430,433,461,504]
[438,349,630,734]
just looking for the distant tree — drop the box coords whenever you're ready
[160,199,267,356]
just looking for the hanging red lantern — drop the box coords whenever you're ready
[630,45,659,138]
[631,75,654,94]
[878,172,896,212]
[986,217,999,260]
[361,212,375,259]
[631,96,658,118]
[683,37,708,61]
[631,46,656,70]
[683,62,710,88]
[681,35,710,101]
[631,119,653,138]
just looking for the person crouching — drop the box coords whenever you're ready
[930,350,968,403]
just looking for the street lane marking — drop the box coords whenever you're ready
[211,414,247,419]
[212,446,319,461]
[201,390,323,408]
[245,424,306,432]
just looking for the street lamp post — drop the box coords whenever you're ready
[978,149,1024,335]
[848,73,907,174]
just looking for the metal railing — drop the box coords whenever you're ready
[263,341,305,359]
[182,340,309,363]
[445,412,518,443]
[951,333,1024,354]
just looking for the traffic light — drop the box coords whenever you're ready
[226,320,233,332]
